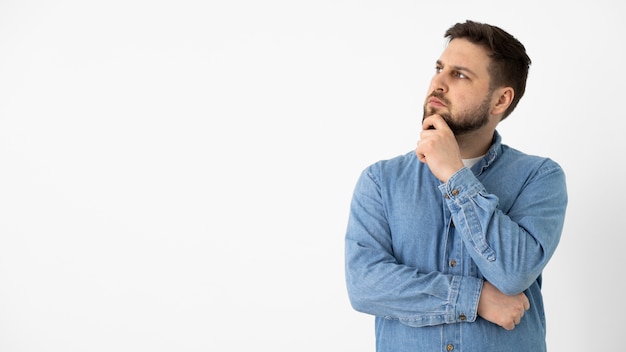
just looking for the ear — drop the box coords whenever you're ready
[491,87,514,116]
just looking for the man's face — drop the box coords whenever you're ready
[423,38,495,135]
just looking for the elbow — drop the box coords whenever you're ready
[348,294,369,313]
[345,267,378,314]
[345,273,369,312]
[347,285,382,316]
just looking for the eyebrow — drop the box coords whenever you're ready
[436,60,478,78]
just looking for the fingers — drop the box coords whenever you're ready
[515,312,523,325]
[509,296,529,330]
[477,282,531,331]
[418,113,456,161]
[523,295,530,311]
[503,321,515,331]
[512,293,529,328]
[503,314,523,331]
[499,293,530,330]
[422,114,450,132]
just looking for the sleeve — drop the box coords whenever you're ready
[344,165,483,327]
[439,162,568,295]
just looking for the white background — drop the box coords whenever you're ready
[0,1,622,351]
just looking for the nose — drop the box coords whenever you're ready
[429,72,448,94]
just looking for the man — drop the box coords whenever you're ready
[344,20,567,352]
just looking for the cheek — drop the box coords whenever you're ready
[452,94,482,111]
[448,95,469,113]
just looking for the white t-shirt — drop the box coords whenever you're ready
[462,155,485,168]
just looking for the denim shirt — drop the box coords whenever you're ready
[345,132,567,352]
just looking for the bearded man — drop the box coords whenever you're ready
[345,20,568,352]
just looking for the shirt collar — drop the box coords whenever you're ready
[473,130,501,175]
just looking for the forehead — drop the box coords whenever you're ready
[438,38,491,77]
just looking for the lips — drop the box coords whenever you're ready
[428,97,446,107]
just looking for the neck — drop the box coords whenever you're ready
[456,128,495,159]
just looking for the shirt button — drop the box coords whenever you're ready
[449,259,456,267]
[446,344,454,351]
[451,189,459,196]
[459,314,466,321]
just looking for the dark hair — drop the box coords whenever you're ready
[445,20,531,119]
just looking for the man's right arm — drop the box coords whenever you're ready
[344,167,483,327]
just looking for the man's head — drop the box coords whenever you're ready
[423,21,531,135]
[445,20,531,119]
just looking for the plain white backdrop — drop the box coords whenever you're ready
[0,1,622,351]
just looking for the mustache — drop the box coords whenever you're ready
[428,91,450,105]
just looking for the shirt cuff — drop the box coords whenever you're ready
[449,275,483,323]
[438,167,484,203]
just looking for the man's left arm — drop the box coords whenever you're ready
[440,164,568,295]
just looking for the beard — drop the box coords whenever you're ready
[423,91,492,135]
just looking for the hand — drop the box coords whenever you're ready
[477,281,530,330]
[415,114,464,183]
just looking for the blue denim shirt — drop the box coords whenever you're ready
[345,132,567,352]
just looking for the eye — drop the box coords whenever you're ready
[435,65,443,73]
[452,71,467,79]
